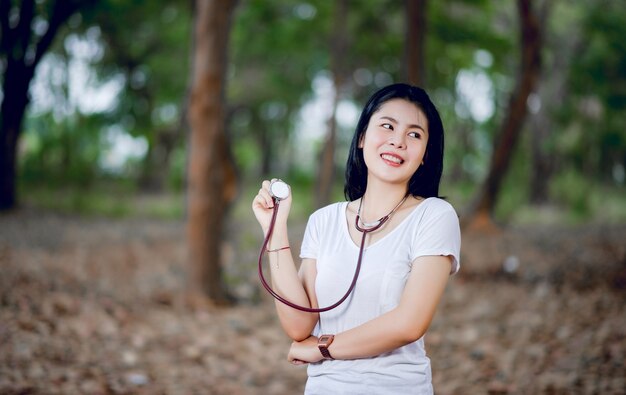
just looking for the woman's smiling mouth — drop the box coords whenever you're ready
[381,153,404,166]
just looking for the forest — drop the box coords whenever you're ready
[1,0,625,394]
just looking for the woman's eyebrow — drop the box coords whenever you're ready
[379,115,427,133]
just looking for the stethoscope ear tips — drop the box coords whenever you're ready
[269,179,290,201]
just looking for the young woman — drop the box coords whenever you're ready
[252,83,461,394]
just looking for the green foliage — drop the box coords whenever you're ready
[560,1,626,181]
[228,0,332,177]
[21,182,184,219]
[494,132,532,221]
[13,0,626,224]
[166,146,187,191]
[20,113,101,185]
[550,168,593,218]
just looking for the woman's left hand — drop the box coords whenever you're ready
[288,336,323,365]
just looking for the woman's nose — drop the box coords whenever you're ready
[388,133,406,148]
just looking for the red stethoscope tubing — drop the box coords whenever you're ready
[258,198,388,313]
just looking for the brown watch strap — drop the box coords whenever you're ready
[318,334,335,360]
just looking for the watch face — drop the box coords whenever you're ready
[319,335,332,344]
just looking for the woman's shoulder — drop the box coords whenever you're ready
[416,197,459,224]
[422,196,457,213]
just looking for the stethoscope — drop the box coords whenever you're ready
[258,179,405,313]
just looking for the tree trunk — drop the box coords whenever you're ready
[316,99,338,207]
[405,0,427,87]
[448,123,473,184]
[0,65,31,210]
[467,0,542,230]
[0,0,85,211]
[186,0,238,306]
[315,0,348,208]
[529,2,563,205]
[529,111,552,204]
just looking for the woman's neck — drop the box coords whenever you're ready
[360,179,408,221]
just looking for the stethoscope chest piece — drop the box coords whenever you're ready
[269,179,290,201]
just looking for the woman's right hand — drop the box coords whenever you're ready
[252,179,292,236]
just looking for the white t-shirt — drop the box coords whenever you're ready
[299,197,461,395]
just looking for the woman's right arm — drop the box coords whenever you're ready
[252,180,319,341]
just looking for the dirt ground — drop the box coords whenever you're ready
[1,207,625,395]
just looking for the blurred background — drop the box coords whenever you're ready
[1,0,625,394]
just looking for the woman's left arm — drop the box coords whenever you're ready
[287,255,452,364]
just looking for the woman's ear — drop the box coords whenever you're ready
[358,133,365,149]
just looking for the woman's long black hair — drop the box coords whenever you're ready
[344,83,445,201]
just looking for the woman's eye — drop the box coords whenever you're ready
[382,123,393,130]
[409,131,421,139]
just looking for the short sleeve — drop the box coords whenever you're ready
[300,212,320,260]
[410,203,461,275]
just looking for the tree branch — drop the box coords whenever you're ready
[466,0,542,227]
[0,0,11,54]
[16,0,35,56]
[30,0,82,68]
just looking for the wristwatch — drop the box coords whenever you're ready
[318,334,335,360]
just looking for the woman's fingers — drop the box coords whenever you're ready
[254,180,275,209]
[253,191,273,210]
[252,194,268,209]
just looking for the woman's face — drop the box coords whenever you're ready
[359,98,429,188]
